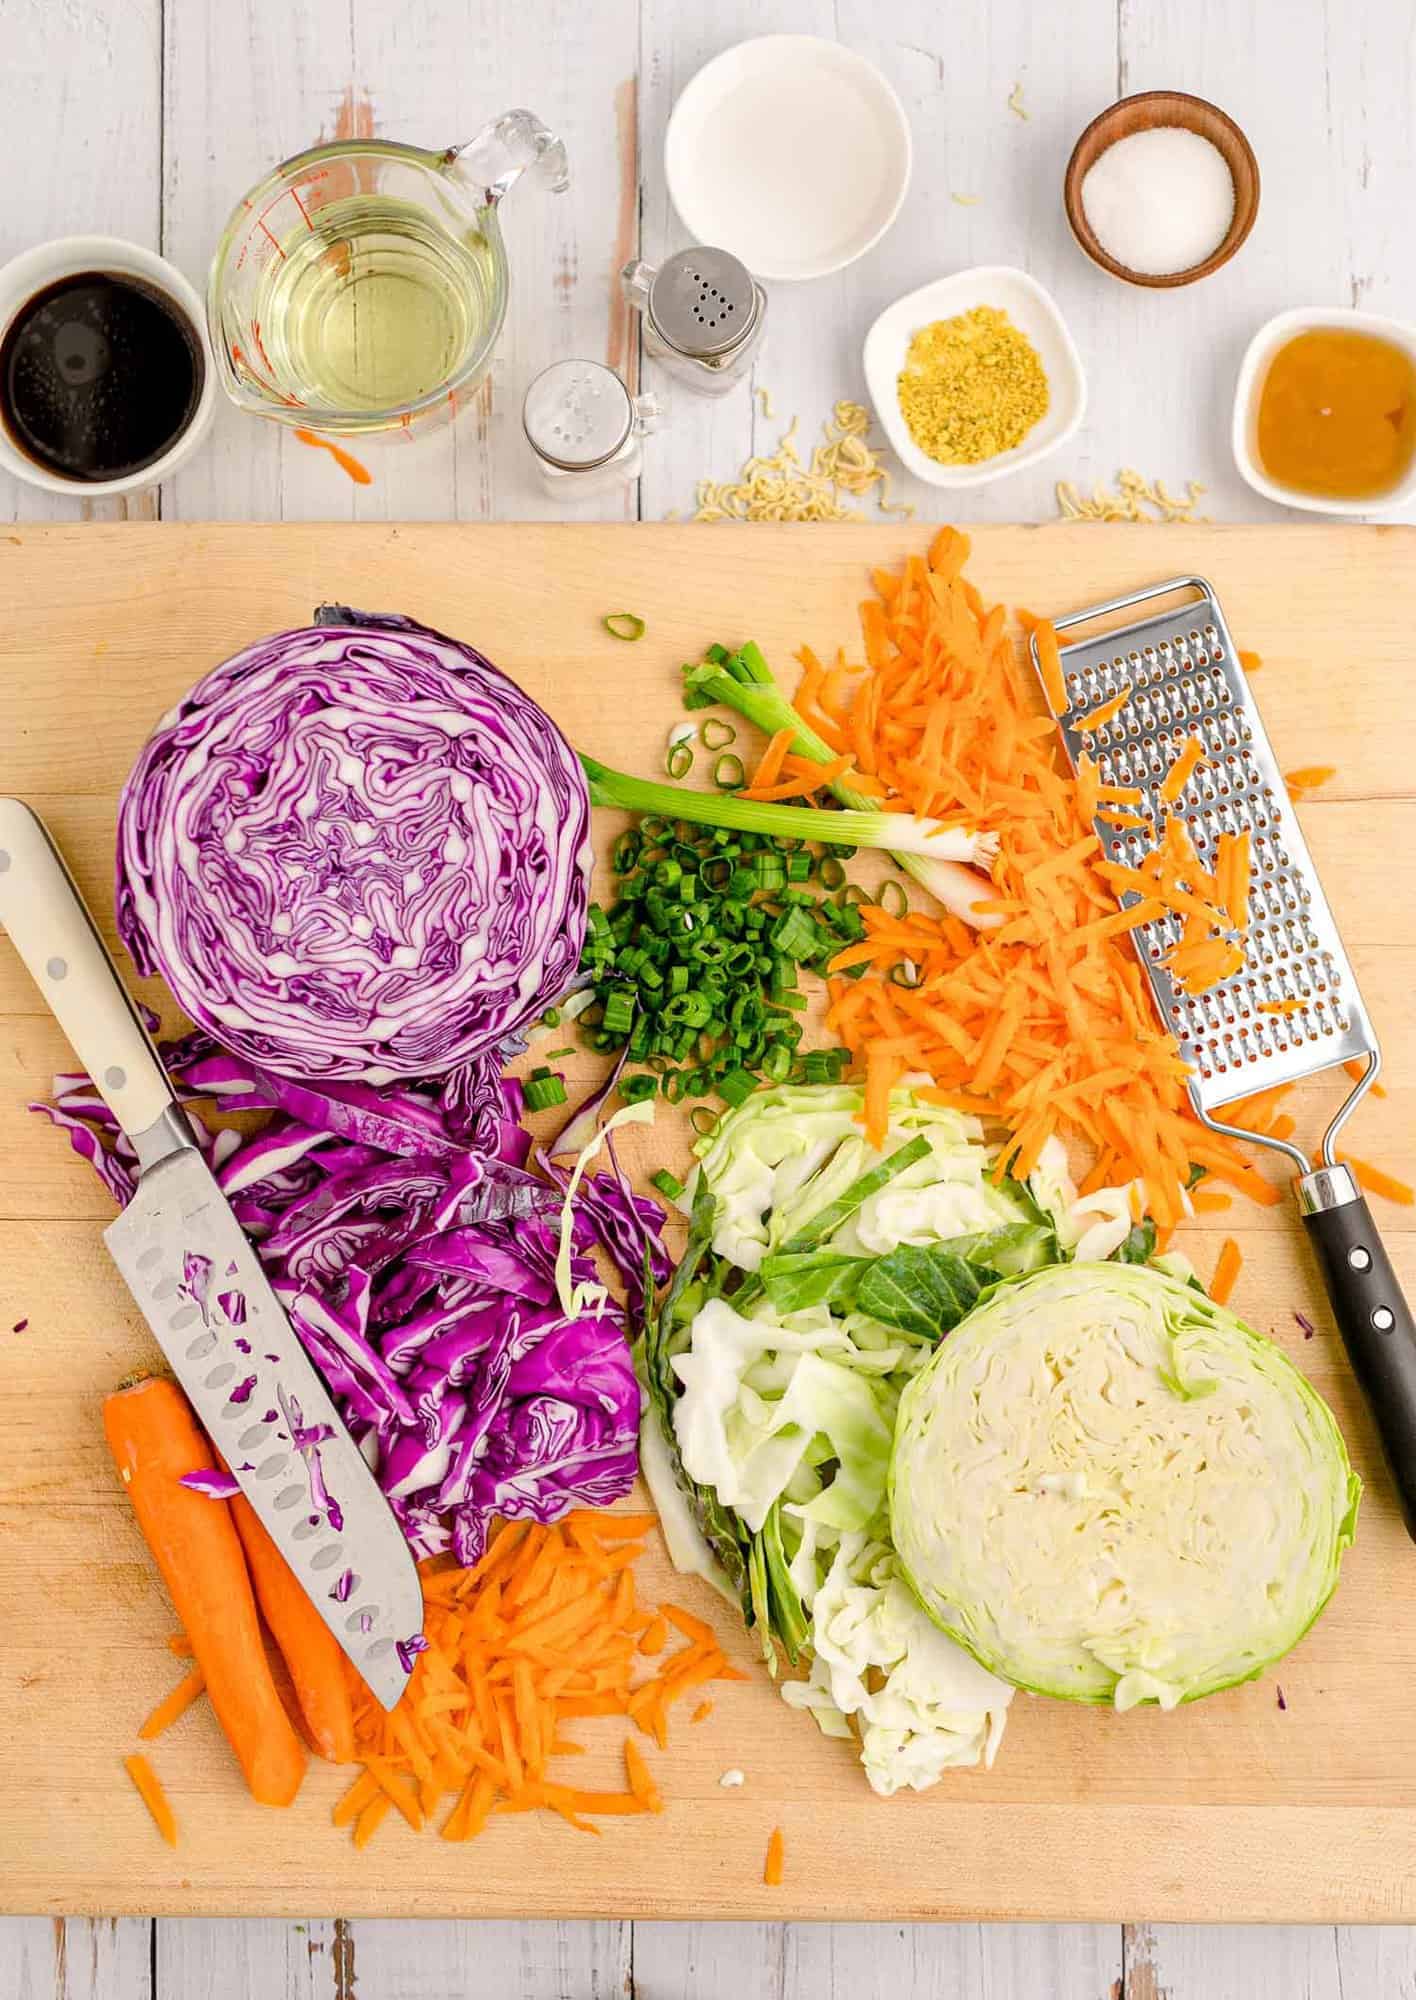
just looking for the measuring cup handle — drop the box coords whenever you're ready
[1301,1165,1416,1541]
[445,110,569,209]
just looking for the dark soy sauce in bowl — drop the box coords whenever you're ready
[0,270,204,481]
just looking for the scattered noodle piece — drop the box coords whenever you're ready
[756,386,775,419]
[1056,469,1207,523]
[692,401,914,522]
[1007,81,1029,119]
[951,192,980,205]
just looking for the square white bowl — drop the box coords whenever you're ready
[1232,305,1416,515]
[863,267,1086,489]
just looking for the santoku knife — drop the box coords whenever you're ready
[0,797,422,1709]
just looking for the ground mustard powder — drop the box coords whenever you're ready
[897,306,1049,465]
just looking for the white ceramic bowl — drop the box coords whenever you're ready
[0,235,215,497]
[1232,305,1416,515]
[863,267,1087,489]
[665,36,911,283]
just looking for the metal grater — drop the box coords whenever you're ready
[1033,576,1416,1539]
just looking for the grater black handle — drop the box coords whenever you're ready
[1301,1165,1416,1541]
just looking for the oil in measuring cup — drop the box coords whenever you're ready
[252,195,499,415]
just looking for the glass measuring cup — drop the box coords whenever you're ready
[207,110,568,440]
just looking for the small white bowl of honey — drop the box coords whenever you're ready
[1233,306,1416,514]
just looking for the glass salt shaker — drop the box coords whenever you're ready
[621,248,766,397]
[522,360,660,498]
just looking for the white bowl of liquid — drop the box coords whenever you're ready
[665,36,912,283]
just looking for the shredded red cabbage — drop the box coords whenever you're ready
[178,1469,242,1499]
[115,614,592,1083]
[39,1033,663,1563]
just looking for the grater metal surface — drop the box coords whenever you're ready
[1039,576,1377,1157]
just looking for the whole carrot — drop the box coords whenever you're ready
[230,1492,356,1763]
[103,1378,307,1807]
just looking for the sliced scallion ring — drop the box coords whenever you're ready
[713,752,746,791]
[819,856,847,890]
[879,879,909,920]
[700,717,737,751]
[602,612,646,642]
[665,742,695,780]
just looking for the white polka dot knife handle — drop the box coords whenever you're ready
[0,797,177,1142]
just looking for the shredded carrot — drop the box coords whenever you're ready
[1190,1186,1232,1213]
[745,726,795,794]
[1210,1238,1243,1306]
[1159,736,1207,803]
[691,1700,714,1724]
[137,1665,206,1741]
[123,1753,177,1847]
[1259,998,1306,1017]
[1073,684,1133,731]
[764,1826,786,1886]
[342,1515,740,1847]
[1338,1154,1415,1206]
[1285,765,1337,792]
[1238,649,1262,673]
[810,533,1282,1219]
[1343,1058,1386,1100]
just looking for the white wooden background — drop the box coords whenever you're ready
[3,0,1415,1992]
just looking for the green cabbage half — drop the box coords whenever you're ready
[889,1263,1361,1709]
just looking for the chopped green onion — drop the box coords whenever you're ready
[539,1005,563,1028]
[717,1067,758,1109]
[690,1106,719,1138]
[621,1073,658,1103]
[819,857,846,890]
[713,752,746,791]
[523,1074,568,1111]
[700,717,737,751]
[888,959,923,989]
[602,612,645,641]
[666,742,694,780]
[879,879,909,920]
[651,1168,685,1202]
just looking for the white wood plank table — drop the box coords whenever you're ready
[1,0,1413,1993]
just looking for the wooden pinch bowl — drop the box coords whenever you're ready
[1064,90,1260,288]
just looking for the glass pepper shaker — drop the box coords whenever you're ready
[522,360,660,498]
[621,248,766,396]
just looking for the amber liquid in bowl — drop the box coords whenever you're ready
[1256,327,1416,500]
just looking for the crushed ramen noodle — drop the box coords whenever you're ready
[692,401,914,522]
[1056,469,1208,522]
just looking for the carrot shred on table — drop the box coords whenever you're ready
[764,1826,786,1887]
[1285,765,1337,792]
[1343,1058,1387,1100]
[137,1665,206,1741]
[809,531,1284,1220]
[1338,1154,1415,1206]
[1210,1238,1243,1306]
[691,1700,714,1725]
[1238,649,1262,673]
[1190,1186,1232,1213]
[745,726,795,793]
[123,1753,177,1847]
[340,1515,740,1847]
[1259,998,1306,1017]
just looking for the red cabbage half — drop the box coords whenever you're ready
[116,613,592,1083]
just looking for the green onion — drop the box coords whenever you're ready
[819,856,846,890]
[665,741,694,780]
[602,612,645,641]
[621,1073,658,1103]
[713,753,746,791]
[651,1169,685,1202]
[690,1106,719,1138]
[717,1067,758,1109]
[539,1004,563,1027]
[888,959,922,989]
[700,717,737,750]
[523,1074,568,1111]
[879,879,909,920]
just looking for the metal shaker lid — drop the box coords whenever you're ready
[522,360,633,470]
[648,248,758,359]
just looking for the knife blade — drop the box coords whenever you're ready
[0,797,422,1709]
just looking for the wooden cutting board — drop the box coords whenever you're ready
[2,522,1414,1924]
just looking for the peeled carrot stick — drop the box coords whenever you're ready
[229,1492,356,1763]
[1210,1238,1243,1306]
[103,1378,307,1807]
